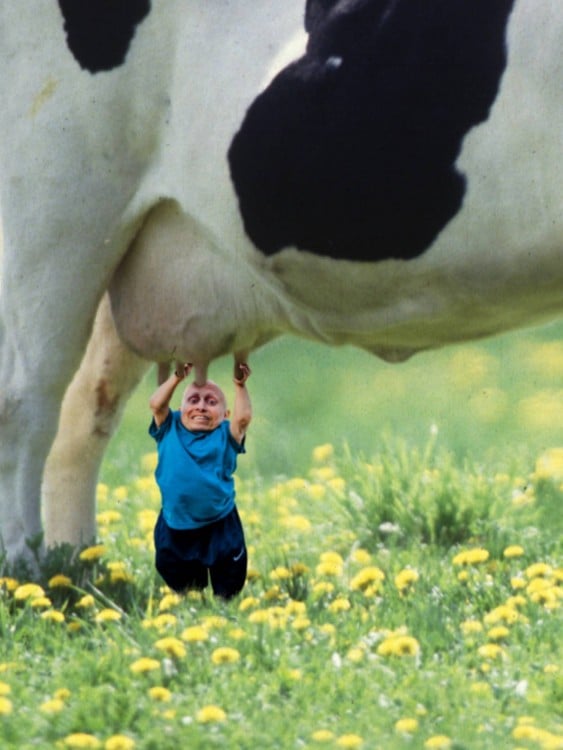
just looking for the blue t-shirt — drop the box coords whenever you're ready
[149,411,245,530]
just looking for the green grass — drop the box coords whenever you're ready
[0,322,562,749]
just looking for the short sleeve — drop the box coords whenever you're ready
[148,410,173,442]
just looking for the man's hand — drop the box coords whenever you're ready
[174,362,193,380]
[233,362,251,386]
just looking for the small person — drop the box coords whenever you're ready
[148,361,252,599]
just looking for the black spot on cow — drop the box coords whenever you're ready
[58,0,150,73]
[229,0,516,262]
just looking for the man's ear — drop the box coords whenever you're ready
[225,408,231,419]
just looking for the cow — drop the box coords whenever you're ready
[0,0,561,568]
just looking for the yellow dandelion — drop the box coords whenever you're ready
[394,568,419,591]
[535,447,563,480]
[328,597,351,613]
[511,576,527,590]
[112,485,128,502]
[530,576,555,594]
[75,594,96,609]
[63,733,101,749]
[48,573,73,588]
[350,548,372,565]
[248,609,270,624]
[54,688,71,701]
[506,594,527,608]
[211,647,240,665]
[227,627,246,640]
[30,596,52,609]
[395,718,419,734]
[316,552,344,576]
[140,451,158,473]
[346,647,364,663]
[544,663,559,674]
[109,568,134,584]
[336,734,364,748]
[196,704,227,724]
[200,615,228,630]
[424,736,452,749]
[40,698,65,714]
[152,613,179,632]
[0,682,10,696]
[308,483,327,500]
[512,725,561,746]
[503,545,525,559]
[328,477,346,493]
[487,625,510,641]
[281,514,312,532]
[270,566,291,580]
[311,465,336,481]
[311,729,335,743]
[0,577,19,592]
[266,607,289,629]
[452,548,489,566]
[377,634,420,657]
[105,736,135,750]
[79,545,107,562]
[40,609,65,623]
[14,583,45,601]
[130,658,160,674]
[315,623,334,639]
[528,584,559,607]
[239,596,260,612]
[148,686,172,702]
[292,616,311,631]
[96,510,122,525]
[96,483,109,501]
[137,509,158,533]
[312,443,334,463]
[312,581,335,597]
[316,561,342,577]
[154,637,186,659]
[94,609,122,624]
[0,697,13,715]
[484,605,520,625]
[460,619,483,635]
[525,562,553,579]
[285,599,307,616]
[477,643,505,660]
[158,593,182,612]
[350,566,385,592]
[181,625,209,643]
[284,477,308,492]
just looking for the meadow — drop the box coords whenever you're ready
[0,321,562,750]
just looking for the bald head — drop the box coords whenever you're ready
[180,380,229,431]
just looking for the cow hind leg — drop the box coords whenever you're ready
[42,294,150,552]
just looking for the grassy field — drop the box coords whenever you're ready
[0,322,562,749]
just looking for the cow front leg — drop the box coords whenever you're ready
[0,320,80,568]
[42,295,150,551]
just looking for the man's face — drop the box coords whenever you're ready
[180,382,228,432]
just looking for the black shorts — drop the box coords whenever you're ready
[154,507,247,599]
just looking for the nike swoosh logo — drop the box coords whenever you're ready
[232,548,245,562]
